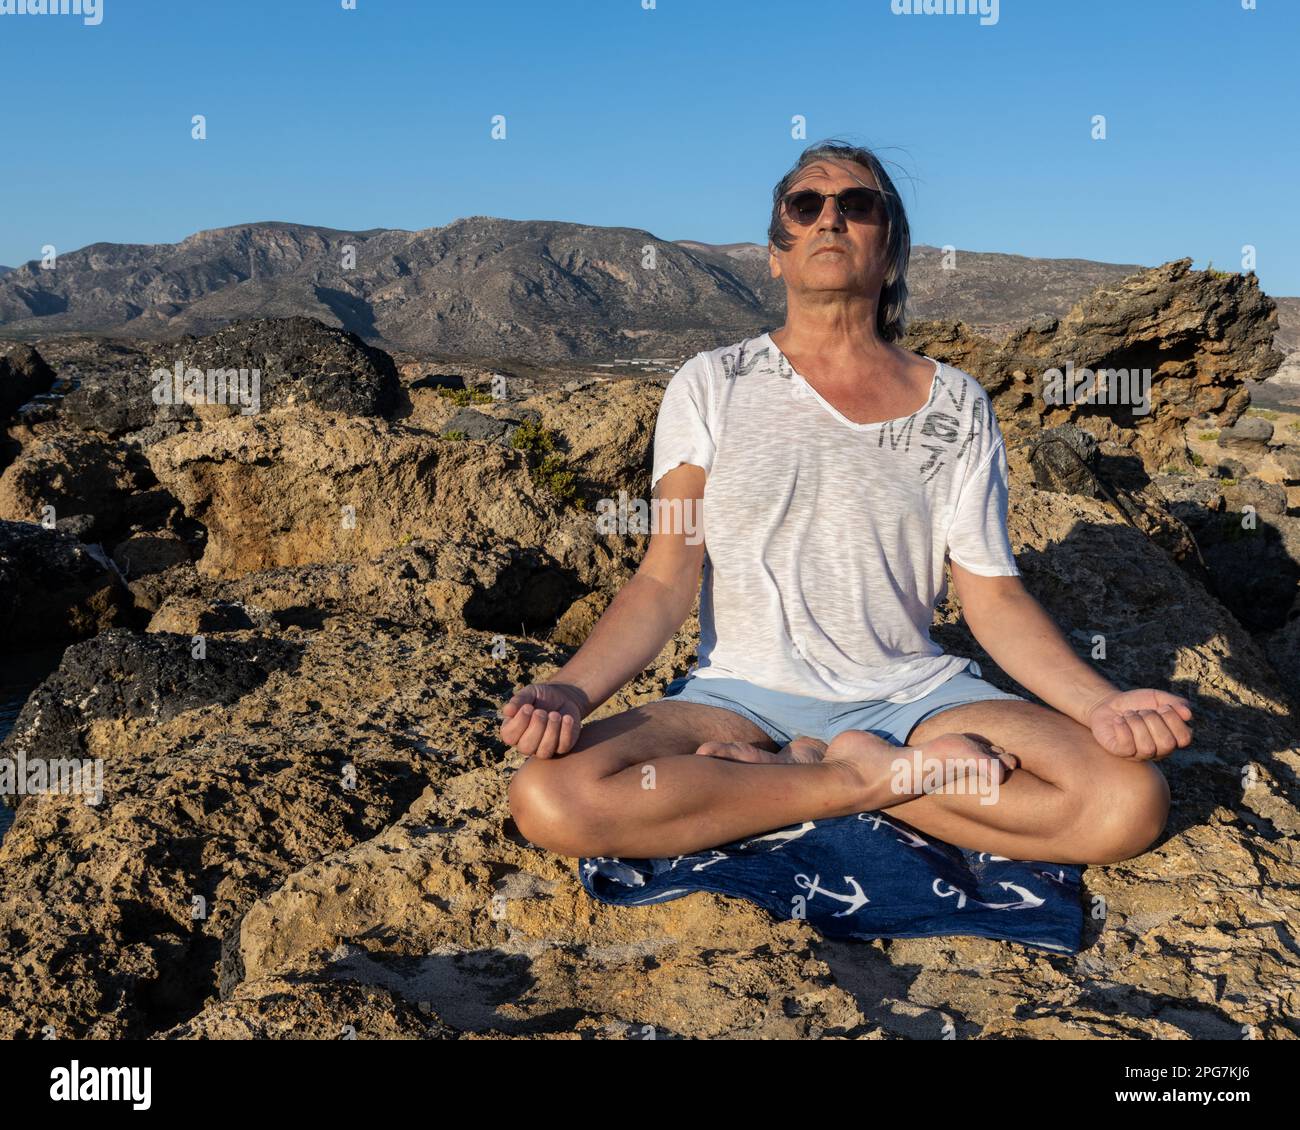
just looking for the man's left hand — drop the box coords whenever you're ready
[1085,689,1193,760]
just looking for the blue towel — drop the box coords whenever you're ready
[579,810,1084,954]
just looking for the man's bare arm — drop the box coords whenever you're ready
[553,463,707,714]
[950,563,1193,759]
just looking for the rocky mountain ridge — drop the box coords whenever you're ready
[0,218,1156,368]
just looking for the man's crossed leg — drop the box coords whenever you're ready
[507,698,1170,866]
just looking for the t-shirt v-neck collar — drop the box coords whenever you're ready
[762,331,942,432]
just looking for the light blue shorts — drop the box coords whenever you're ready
[659,660,1025,747]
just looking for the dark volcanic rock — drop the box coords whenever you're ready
[1217,416,1274,451]
[37,319,399,435]
[1027,423,1100,496]
[0,344,55,418]
[179,317,399,416]
[1,629,302,772]
[0,520,132,649]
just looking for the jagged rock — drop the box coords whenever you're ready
[0,520,132,649]
[111,530,194,579]
[1215,457,1249,480]
[55,339,193,436]
[126,561,205,615]
[0,623,468,1038]
[1273,445,1300,482]
[156,970,454,1040]
[147,597,274,635]
[1026,423,1100,496]
[520,379,662,505]
[1221,476,1288,518]
[140,540,578,636]
[440,407,517,443]
[906,259,1284,474]
[0,344,56,418]
[1218,416,1274,451]
[177,317,400,417]
[38,319,399,437]
[0,429,142,538]
[122,421,186,449]
[550,592,608,647]
[145,409,633,588]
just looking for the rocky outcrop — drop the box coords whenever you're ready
[0,521,132,648]
[0,429,143,537]
[141,539,582,637]
[906,259,1284,473]
[176,317,400,417]
[0,625,465,1037]
[142,376,658,588]
[144,410,619,586]
[0,344,55,419]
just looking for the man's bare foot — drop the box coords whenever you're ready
[824,729,1015,809]
[695,735,828,765]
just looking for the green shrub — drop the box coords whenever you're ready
[438,387,494,406]
[443,429,467,441]
[511,419,576,504]
[511,417,554,454]
[1246,407,1279,420]
[1198,431,1219,441]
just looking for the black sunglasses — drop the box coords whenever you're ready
[780,187,885,226]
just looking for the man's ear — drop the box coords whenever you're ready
[768,243,782,280]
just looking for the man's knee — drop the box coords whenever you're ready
[1081,760,1171,864]
[507,758,607,858]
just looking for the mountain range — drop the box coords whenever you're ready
[0,218,1292,378]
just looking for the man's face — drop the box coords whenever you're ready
[768,159,888,297]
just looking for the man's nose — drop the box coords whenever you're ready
[816,198,847,230]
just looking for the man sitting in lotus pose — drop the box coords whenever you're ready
[503,139,1190,866]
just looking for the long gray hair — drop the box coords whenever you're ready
[767,139,911,343]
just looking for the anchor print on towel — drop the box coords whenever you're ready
[579,857,645,887]
[932,877,1046,911]
[794,872,871,917]
[857,810,929,849]
[739,821,816,852]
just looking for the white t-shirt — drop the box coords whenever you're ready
[650,331,1020,704]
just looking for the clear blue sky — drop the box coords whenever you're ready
[1,0,1297,295]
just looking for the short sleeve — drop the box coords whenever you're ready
[945,437,1020,576]
[650,352,715,491]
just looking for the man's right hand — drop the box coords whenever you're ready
[499,683,587,758]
